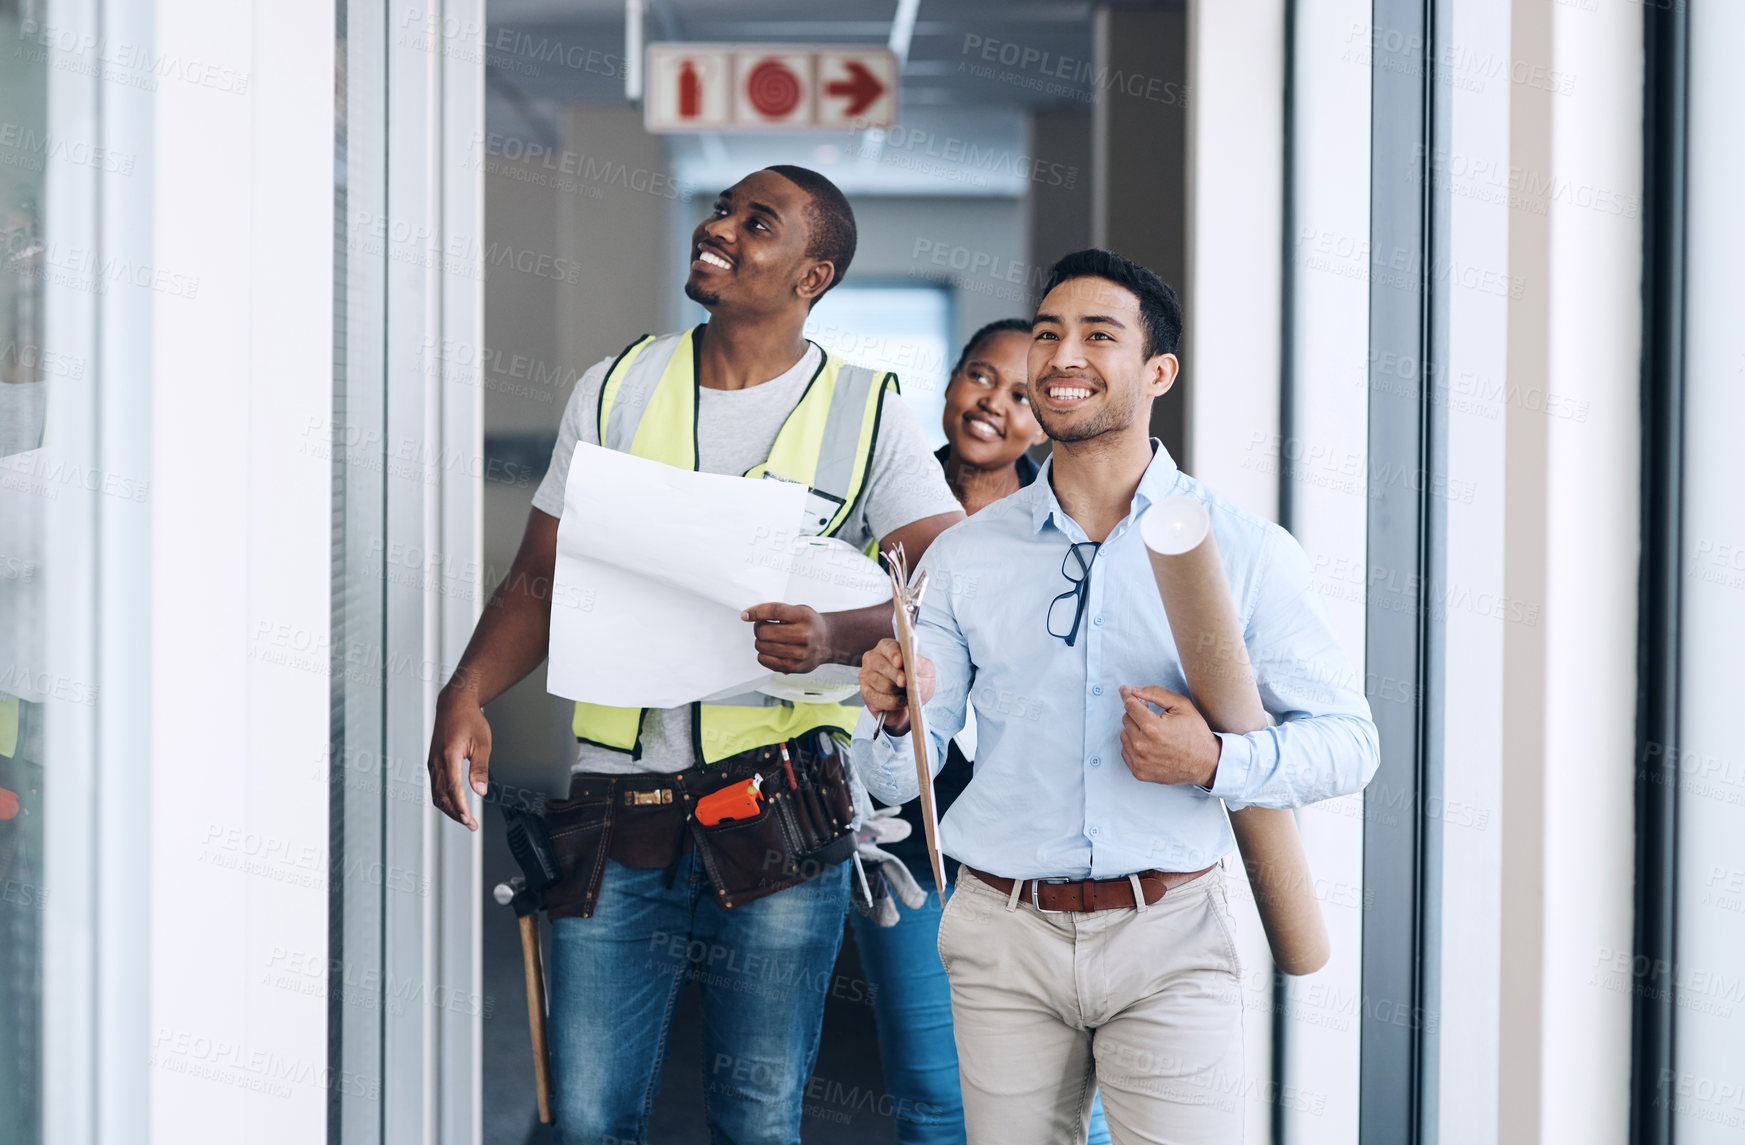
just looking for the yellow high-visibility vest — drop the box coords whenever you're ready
[571,326,897,764]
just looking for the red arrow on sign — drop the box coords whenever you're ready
[825,61,885,116]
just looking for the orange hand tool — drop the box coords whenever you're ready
[695,774,764,826]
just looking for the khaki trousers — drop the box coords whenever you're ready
[937,863,1245,1145]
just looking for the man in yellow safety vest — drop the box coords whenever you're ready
[426,166,963,1145]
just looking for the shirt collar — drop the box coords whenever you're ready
[932,444,1046,492]
[1026,438,1181,536]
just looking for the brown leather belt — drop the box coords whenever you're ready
[561,748,775,806]
[963,864,1217,913]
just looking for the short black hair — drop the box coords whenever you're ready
[951,317,1032,376]
[1039,249,1182,359]
[763,165,856,300]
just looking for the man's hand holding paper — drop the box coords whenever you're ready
[547,442,890,709]
[740,601,835,675]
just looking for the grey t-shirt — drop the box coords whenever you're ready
[532,338,961,774]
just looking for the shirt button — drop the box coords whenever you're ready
[1093,615,1104,626]
[1089,755,1101,767]
[1089,827,1101,837]
[1091,684,1103,696]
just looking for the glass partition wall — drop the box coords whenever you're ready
[2,2,1719,1141]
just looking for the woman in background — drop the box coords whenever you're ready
[850,318,1111,1145]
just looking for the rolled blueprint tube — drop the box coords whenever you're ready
[1139,495,1331,976]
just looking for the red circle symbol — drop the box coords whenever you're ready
[746,59,801,118]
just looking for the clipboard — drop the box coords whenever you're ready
[885,544,949,904]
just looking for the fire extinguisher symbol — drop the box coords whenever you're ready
[678,59,701,119]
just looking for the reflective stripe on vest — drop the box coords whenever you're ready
[574,325,893,764]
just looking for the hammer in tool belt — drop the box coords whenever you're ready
[493,876,554,1125]
[495,786,562,1124]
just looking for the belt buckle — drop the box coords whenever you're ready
[624,789,672,807]
[1029,877,1075,914]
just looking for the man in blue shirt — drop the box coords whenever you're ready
[855,249,1379,1144]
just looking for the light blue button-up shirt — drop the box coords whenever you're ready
[852,441,1379,880]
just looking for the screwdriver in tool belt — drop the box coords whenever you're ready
[793,739,876,904]
[782,741,828,833]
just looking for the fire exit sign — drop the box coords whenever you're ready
[644,44,898,133]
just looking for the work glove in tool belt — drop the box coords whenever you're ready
[849,805,929,927]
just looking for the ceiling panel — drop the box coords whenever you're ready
[483,0,1174,194]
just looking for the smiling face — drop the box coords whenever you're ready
[1027,276,1177,444]
[941,329,1047,469]
[683,170,835,315]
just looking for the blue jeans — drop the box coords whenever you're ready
[849,875,1111,1145]
[548,853,851,1145]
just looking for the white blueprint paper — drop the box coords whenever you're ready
[546,442,888,708]
[744,534,890,703]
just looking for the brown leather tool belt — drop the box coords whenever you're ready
[540,729,857,920]
[961,863,1218,914]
